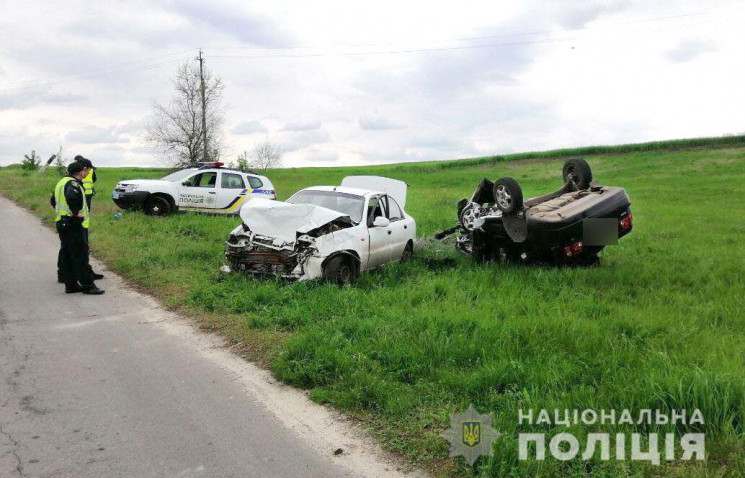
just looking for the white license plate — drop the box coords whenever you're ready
[112,192,121,199]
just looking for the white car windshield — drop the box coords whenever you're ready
[286,190,365,224]
[161,169,196,182]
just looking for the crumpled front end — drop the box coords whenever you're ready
[225,219,352,281]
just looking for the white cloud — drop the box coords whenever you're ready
[666,39,718,63]
[1,1,744,167]
[281,120,322,132]
[280,129,331,152]
[232,120,268,135]
[358,116,405,131]
[65,125,131,144]
[304,149,339,163]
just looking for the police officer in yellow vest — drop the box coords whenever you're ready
[75,155,96,210]
[72,155,104,280]
[51,162,105,295]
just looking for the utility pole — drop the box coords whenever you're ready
[197,49,209,162]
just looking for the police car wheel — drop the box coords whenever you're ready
[144,196,171,216]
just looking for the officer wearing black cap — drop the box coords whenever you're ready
[74,155,96,210]
[50,162,105,295]
[72,155,104,281]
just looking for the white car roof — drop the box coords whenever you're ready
[301,185,380,197]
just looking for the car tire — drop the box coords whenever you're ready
[144,196,172,216]
[493,177,523,214]
[562,158,592,191]
[400,241,414,263]
[323,255,357,286]
[458,203,478,230]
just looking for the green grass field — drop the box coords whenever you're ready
[2,139,744,476]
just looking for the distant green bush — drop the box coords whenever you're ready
[21,150,41,171]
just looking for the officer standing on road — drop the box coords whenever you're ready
[75,155,96,210]
[51,162,105,295]
[72,155,104,280]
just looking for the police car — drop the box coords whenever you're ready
[112,162,276,215]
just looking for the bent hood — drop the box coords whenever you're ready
[239,198,351,243]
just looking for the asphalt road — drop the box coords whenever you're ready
[0,197,389,478]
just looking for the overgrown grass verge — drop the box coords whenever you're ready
[1,140,744,476]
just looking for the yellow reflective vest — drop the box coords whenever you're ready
[54,177,89,229]
[82,169,95,195]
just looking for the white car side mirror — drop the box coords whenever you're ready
[372,216,390,228]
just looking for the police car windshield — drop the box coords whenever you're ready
[286,190,365,224]
[161,169,196,182]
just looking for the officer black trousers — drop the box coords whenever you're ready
[57,234,95,277]
[56,221,93,288]
[83,195,94,273]
[57,195,93,279]
[58,231,96,277]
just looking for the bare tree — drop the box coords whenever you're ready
[239,138,283,171]
[146,60,225,168]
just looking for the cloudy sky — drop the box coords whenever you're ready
[1,0,743,167]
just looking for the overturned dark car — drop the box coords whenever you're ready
[435,158,633,265]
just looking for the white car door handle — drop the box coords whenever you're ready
[208,191,216,194]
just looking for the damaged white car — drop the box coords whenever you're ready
[225,176,416,285]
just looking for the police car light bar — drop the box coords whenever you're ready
[196,161,224,168]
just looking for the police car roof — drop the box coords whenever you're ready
[184,166,262,177]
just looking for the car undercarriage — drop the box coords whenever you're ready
[435,158,633,265]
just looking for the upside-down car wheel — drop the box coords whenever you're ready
[492,177,524,214]
[458,203,478,230]
[562,158,593,191]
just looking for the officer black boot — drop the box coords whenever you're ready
[82,284,105,295]
[86,264,104,280]
[65,284,84,294]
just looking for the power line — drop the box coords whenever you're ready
[208,19,720,60]
[0,49,193,91]
[0,10,732,92]
[203,10,714,52]
[0,58,186,93]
